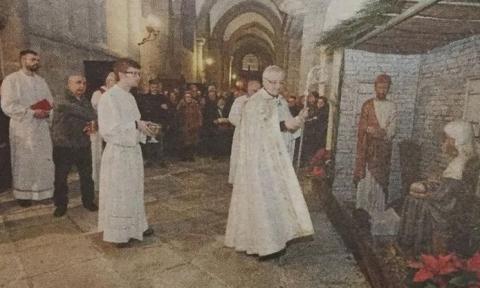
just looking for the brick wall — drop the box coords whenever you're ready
[412,36,480,177]
[332,49,421,202]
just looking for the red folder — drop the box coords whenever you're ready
[30,99,53,111]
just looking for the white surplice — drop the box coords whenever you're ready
[228,95,300,184]
[228,95,248,184]
[0,71,54,200]
[225,88,314,256]
[277,96,301,162]
[90,88,105,191]
[97,85,148,243]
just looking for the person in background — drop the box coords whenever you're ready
[202,90,218,156]
[177,91,202,161]
[91,72,116,191]
[1,49,54,207]
[0,79,12,193]
[51,74,98,217]
[288,96,300,117]
[136,79,167,167]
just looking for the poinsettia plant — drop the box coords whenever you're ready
[308,148,332,181]
[408,252,480,287]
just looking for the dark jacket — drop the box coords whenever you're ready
[136,93,168,125]
[51,90,96,148]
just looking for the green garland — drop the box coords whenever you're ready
[317,0,403,50]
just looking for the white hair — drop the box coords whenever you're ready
[444,120,477,159]
[262,65,285,80]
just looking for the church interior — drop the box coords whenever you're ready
[1,0,480,287]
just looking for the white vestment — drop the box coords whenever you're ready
[97,85,148,243]
[90,88,105,191]
[0,71,54,200]
[228,95,300,184]
[228,95,248,184]
[356,99,397,235]
[277,96,301,161]
[225,88,314,256]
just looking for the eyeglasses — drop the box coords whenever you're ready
[264,79,284,85]
[124,71,141,77]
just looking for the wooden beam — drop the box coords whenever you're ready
[404,0,480,8]
[384,13,480,22]
[350,0,441,48]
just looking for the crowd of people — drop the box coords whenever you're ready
[0,49,332,255]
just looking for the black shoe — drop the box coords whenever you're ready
[83,202,98,212]
[17,199,32,207]
[144,160,152,167]
[157,162,167,168]
[53,206,67,217]
[143,228,154,237]
[115,242,132,248]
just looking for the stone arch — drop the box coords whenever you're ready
[196,0,281,36]
[203,0,285,89]
[210,1,282,41]
[225,22,276,52]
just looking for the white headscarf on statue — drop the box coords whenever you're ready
[442,120,477,180]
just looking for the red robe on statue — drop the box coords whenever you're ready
[353,98,393,196]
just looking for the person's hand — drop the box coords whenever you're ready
[298,107,309,121]
[366,126,375,134]
[83,121,97,135]
[33,109,50,119]
[161,104,168,110]
[136,120,155,137]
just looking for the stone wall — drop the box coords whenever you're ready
[0,0,29,79]
[22,0,119,96]
[285,38,302,96]
[412,36,480,176]
[332,49,421,202]
[298,0,331,94]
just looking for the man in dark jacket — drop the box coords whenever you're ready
[51,74,98,217]
[136,79,168,167]
[0,79,12,193]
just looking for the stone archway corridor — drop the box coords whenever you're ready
[0,159,369,288]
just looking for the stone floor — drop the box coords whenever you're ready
[0,158,370,288]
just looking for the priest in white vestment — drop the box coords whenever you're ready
[228,80,261,184]
[0,50,54,206]
[353,74,398,235]
[91,72,116,191]
[97,59,155,247]
[225,66,314,257]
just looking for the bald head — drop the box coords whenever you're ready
[247,80,261,96]
[68,74,87,97]
[105,72,116,88]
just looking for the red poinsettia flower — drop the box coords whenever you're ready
[409,254,462,283]
[311,166,325,177]
[467,252,480,278]
[309,149,331,165]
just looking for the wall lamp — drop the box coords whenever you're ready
[138,26,160,46]
[138,15,161,46]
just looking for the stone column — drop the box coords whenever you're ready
[196,37,206,83]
